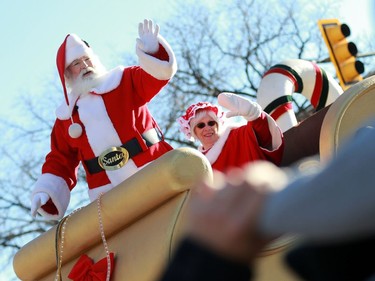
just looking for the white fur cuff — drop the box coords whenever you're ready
[136,34,177,80]
[32,173,71,220]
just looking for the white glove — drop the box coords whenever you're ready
[31,192,50,217]
[218,92,262,121]
[136,19,160,54]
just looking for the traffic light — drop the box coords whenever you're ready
[318,19,364,90]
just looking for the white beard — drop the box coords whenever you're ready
[68,67,107,98]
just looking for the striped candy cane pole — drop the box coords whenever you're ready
[257,59,343,132]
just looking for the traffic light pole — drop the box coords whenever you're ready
[357,52,375,58]
[317,52,375,64]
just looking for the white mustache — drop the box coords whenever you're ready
[69,67,103,96]
[79,67,96,79]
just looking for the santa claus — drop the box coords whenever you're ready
[31,19,177,220]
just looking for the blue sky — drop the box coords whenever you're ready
[0,0,174,119]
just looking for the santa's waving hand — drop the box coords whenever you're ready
[136,19,160,54]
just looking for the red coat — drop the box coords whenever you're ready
[202,112,284,173]
[49,66,172,186]
[33,41,176,220]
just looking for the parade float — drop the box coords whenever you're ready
[13,18,375,281]
[12,68,375,280]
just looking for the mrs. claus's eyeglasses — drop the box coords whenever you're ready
[196,120,217,129]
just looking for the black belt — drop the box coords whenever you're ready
[85,129,162,174]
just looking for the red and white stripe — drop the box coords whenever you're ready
[257,59,343,132]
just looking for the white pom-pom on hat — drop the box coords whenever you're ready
[56,34,92,139]
[68,123,83,138]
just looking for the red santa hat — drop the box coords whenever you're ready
[56,34,93,138]
[56,34,94,105]
[177,101,225,141]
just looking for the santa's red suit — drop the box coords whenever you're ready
[201,112,284,173]
[32,31,177,220]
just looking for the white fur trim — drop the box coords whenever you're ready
[77,94,147,188]
[90,66,124,94]
[77,94,121,153]
[55,104,70,120]
[263,112,283,151]
[55,94,79,120]
[136,34,177,80]
[32,173,71,220]
[264,113,284,151]
[65,34,94,67]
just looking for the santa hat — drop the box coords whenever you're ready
[177,101,225,141]
[56,34,93,138]
[56,34,94,105]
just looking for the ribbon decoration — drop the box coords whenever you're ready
[68,252,115,281]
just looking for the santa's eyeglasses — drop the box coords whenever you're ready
[196,120,217,129]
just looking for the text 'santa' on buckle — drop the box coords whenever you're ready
[98,146,129,171]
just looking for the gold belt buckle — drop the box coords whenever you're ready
[98,146,129,171]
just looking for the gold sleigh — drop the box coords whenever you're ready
[13,76,375,281]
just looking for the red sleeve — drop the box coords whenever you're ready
[250,112,273,149]
[117,43,171,106]
[41,198,58,215]
[153,43,169,61]
[249,112,284,165]
[42,120,80,190]
[124,45,171,103]
[136,44,170,102]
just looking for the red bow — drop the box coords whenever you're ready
[68,253,115,281]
